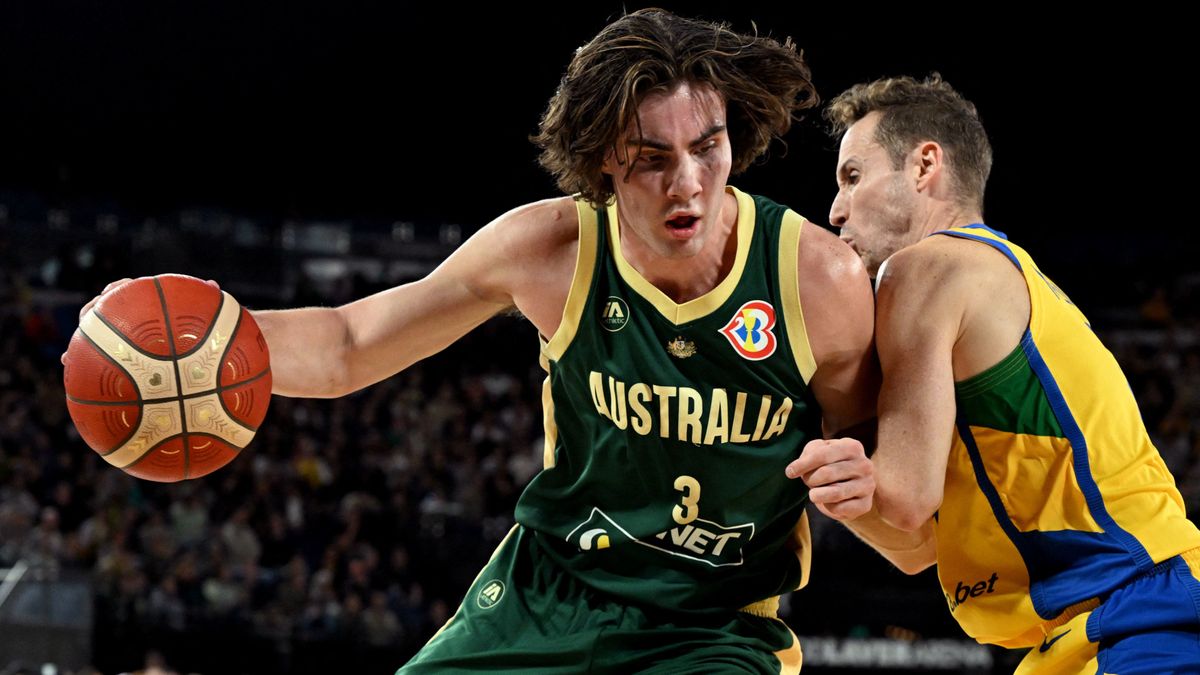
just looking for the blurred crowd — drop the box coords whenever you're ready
[2,255,546,672]
[1102,283,1200,513]
[1,236,1197,674]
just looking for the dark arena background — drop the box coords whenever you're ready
[0,3,1193,674]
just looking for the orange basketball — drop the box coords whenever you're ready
[63,274,272,482]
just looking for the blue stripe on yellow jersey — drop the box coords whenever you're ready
[930,224,1200,648]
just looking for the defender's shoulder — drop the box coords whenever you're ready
[877,234,983,295]
[795,218,871,290]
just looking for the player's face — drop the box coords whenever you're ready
[602,82,732,260]
[829,112,918,278]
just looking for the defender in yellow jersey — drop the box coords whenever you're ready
[797,75,1200,673]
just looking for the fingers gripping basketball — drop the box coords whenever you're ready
[63,274,272,482]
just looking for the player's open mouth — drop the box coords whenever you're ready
[666,215,699,238]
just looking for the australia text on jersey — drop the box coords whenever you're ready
[587,371,794,445]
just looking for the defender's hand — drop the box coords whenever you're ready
[785,438,875,521]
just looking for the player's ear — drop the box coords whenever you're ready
[913,141,943,191]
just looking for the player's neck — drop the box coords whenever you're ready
[623,192,739,304]
[918,200,984,238]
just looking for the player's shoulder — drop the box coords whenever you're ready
[879,233,993,291]
[482,196,580,262]
[877,232,1018,323]
[793,220,874,350]
[492,195,578,236]
[796,218,869,289]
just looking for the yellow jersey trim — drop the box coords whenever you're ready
[782,509,813,591]
[540,373,557,470]
[605,186,754,325]
[740,595,780,618]
[777,211,817,384]
[773,623,803,675]
[543,200,599,362]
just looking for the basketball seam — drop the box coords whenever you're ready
[182,432,242,445]
[173,288,226,359]
[97,402,179,458]
[73,328,145,453]
[120,434,170,469]
[214,309,268,432]
[91,310,171,361]
[123,433,242,473]
[154,277,191,481]
[66,366,271,408]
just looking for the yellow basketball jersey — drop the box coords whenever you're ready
[931,225,1200,648]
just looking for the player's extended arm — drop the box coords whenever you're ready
[255,201,563,398]
[870,245,962,533]
[785,224,936,574]
[67,200,573,399]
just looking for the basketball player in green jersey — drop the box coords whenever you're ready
[77,10,929,672]
[790,75,1200,673]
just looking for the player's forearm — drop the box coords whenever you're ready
[871,416,949,533]
[872,471,941,533]
[840,505,936,575]
[252,307,354,398]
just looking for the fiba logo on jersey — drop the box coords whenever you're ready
[476,579,505,609]
[600,296,630,332]
[719,300,777,361]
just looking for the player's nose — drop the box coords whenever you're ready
[829,190,849,229]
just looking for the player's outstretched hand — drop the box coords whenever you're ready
[78,278,133,320]
[785,438,874,521]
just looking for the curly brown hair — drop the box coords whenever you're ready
[532,8,817,206]
[825,74,992,211]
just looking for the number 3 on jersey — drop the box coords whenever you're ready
[673,475,701,525]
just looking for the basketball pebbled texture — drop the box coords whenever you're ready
[63,274,272,482]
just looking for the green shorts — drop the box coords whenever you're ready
[398,526,801,674]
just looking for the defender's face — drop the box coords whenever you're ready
[829,112,918,278]
[602,82,733,260]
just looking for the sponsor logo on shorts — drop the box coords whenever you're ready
[600,297,630,332]
[476,579,505,609]
[1039,629,1070,653]
[945,572,998,612]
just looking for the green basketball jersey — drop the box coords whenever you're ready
[514,187,824,614]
